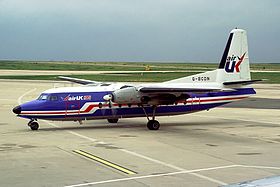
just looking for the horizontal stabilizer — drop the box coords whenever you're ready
[223,79,263,86]
[139,87,222,93]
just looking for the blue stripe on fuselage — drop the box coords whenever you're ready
[23,102,228,120]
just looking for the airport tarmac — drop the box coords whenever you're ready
[0,80,280,187]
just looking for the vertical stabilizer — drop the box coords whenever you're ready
[217,29,251,83]
[165,29,252,85]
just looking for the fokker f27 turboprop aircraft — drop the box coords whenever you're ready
[13,29,260,130]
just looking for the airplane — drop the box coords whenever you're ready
[13,28,261,131]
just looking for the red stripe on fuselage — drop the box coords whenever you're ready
[188,96,247,103]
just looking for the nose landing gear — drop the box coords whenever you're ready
[28,120,39,130]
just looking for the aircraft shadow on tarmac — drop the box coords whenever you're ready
[222,97,280,109]
[35,120,232,132]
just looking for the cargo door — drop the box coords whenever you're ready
[65,101,80,118]
[191,97,200,111]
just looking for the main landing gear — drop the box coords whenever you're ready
[28,120,39,130]
[142,105,160,130]
[147,120,160,130]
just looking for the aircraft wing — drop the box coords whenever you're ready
[108,83,231,105]
[139,87,221,93]
[58,76,101,85]
[138,83,228,93]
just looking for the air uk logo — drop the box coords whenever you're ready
[225,53,246,73]
[63,95,91,101]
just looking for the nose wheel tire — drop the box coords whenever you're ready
[28,121,39,130]
[147,120,160,130]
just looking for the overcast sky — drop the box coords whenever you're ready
[0,0,279,63]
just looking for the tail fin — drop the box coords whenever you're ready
[217,28,251,83]
[166,28,253,85]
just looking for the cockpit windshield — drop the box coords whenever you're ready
[37,94,48,100]
[37,94,58,101]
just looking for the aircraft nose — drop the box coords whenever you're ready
[12,105,21,114]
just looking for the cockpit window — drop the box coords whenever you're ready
[49,95,58,101]
[37,94,58,101]
[38,94,48,100]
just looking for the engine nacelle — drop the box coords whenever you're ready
[105,87,190,105]
[111,87,142,104]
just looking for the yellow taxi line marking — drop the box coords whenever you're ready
[73,150,136,175]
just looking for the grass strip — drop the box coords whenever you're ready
[0,72,279,83]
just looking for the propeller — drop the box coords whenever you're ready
[103,94,117,117]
